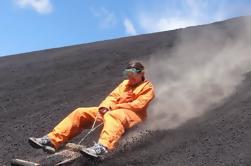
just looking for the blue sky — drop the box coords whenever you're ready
[0,0,251,56]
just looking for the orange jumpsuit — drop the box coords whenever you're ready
[48,79,154,150]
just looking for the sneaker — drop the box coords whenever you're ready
[28,135,56,154]
[81,142,108,158]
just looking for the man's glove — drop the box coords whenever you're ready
[98,107,110,115]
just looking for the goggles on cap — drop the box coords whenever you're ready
[123,68,142,76]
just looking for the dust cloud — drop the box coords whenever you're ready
[144,17,251,130]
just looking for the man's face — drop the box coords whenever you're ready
[123,68,144,85]
[126,71,144,85]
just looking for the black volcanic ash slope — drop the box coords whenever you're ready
[0,16,251,166]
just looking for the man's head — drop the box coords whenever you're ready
[124,61,145,86]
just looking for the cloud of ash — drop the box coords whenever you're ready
[120,17,251,147]
[142,17,251,130]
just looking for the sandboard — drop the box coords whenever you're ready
[10,143,84,166]
[80,148,99,159]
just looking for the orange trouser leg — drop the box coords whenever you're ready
[48,107,100,149]
[98,109,144,150]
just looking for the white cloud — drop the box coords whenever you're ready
[139,15,198,33]
[138,0,229,33]
[90,7,117,29]
[123,18,137,35]
[15,0,53,14]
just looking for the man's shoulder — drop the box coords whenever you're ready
[144,80,154,88]
[120,79,129,86]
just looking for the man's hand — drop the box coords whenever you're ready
[119,91,135,103]
[98,107,109,115]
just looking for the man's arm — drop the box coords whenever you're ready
[98,82,122,111]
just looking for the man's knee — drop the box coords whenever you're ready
[104,110,127,124]
[73,107,93,114]
[105,109,120,118]
[71,107,98,120]
[70,107,91,119]
[72,108,83,116]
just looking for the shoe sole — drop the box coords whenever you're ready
[43,146,56,154]
[28,137,55,154]
[28,137,43,149]
[80,148,99,158]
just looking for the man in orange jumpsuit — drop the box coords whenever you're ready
[28,61,155,157]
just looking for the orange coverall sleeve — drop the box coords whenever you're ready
[98,83,121,110]
[113,83,154,112]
